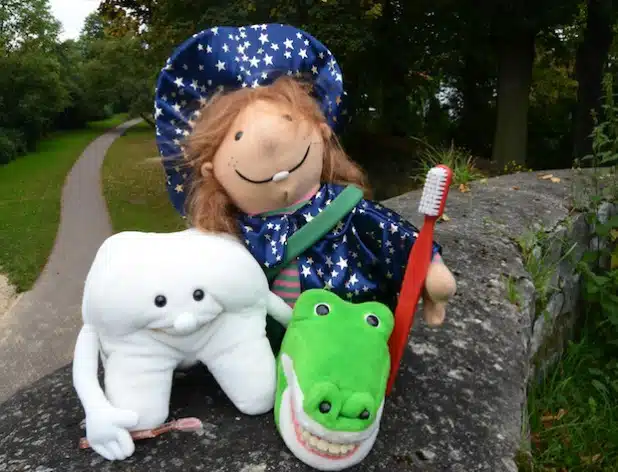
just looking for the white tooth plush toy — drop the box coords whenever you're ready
[72,228,292,461]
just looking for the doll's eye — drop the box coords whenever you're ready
[154,295,167,308]
[314,303,330,316]
[365,314,380,327]
[282,114,293,122]
[234,131,243,141]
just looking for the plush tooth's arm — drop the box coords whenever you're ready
[267,292,293,328]
[72,324,110,412]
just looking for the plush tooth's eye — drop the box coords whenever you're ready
[314,303,330,316]
[154,295,167,308]
[193,289,205,301]
[365,314,380,327]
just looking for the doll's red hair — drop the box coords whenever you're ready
[182,76,370,234]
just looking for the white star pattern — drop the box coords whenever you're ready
[336,257,348,270]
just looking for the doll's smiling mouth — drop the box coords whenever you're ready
[235,144,311,184]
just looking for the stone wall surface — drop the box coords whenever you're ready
[0,169,613,472]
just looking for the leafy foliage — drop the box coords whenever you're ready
[0,1,151,164]
[527,72,618,471]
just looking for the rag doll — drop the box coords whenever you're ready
[154,24,457,351]
[73,228,292,461]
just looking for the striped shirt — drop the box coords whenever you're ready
[272,260,301,307]
[260,188,319,308]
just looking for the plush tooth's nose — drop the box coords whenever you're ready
[174,313,198,333]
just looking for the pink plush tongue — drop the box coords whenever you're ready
[272,171,290,182]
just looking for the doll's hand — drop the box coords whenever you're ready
[422,291,447,327]
[85,406,139,461]
[422,260,456,327]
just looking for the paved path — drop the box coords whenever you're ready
[0,118,142,404]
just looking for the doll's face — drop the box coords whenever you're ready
[210,99,327,215]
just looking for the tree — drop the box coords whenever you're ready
[0,0,61,54]
[81,12,108,43]
[572,0,616,160]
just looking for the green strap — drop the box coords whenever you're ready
[265,185,364,282]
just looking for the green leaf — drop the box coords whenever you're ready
[591,379,609,395]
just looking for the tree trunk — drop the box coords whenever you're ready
[296,0,310,27]
[375,0,411,137]
[491,30,536,168]
[140,113,155,128]
[458,51,492,158]
[572,0,614,161]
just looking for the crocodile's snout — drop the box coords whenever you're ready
[305,381,377,431]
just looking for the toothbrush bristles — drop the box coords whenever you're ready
[419,166,449,216]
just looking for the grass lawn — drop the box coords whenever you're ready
[102,121,185,234]
[526,329,618,471]
[0,114,129,292]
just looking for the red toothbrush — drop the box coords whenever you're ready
[386,164,453,395]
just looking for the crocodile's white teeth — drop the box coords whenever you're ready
[294,418,360,458]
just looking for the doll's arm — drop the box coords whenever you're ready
[353,200,442,293]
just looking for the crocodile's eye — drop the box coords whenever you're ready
[314,303,330,316]
[154,295,167,308]
[365,314,380,327]
[319,401,331,413]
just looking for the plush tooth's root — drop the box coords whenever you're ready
[293,416,360,459]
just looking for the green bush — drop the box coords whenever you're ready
[0,128,27,165]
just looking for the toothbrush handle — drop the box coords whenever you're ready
[386,217,436,395]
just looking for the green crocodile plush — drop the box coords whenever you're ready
[274,289,394,471]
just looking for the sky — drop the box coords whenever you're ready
[49,0,102,41]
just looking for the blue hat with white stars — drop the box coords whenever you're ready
[154,24,348,215]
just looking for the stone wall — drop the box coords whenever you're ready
[526,200,616,384]
[0,168,615,472]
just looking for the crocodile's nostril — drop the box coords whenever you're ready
[319,401,332,414]
[340,391,375,421]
